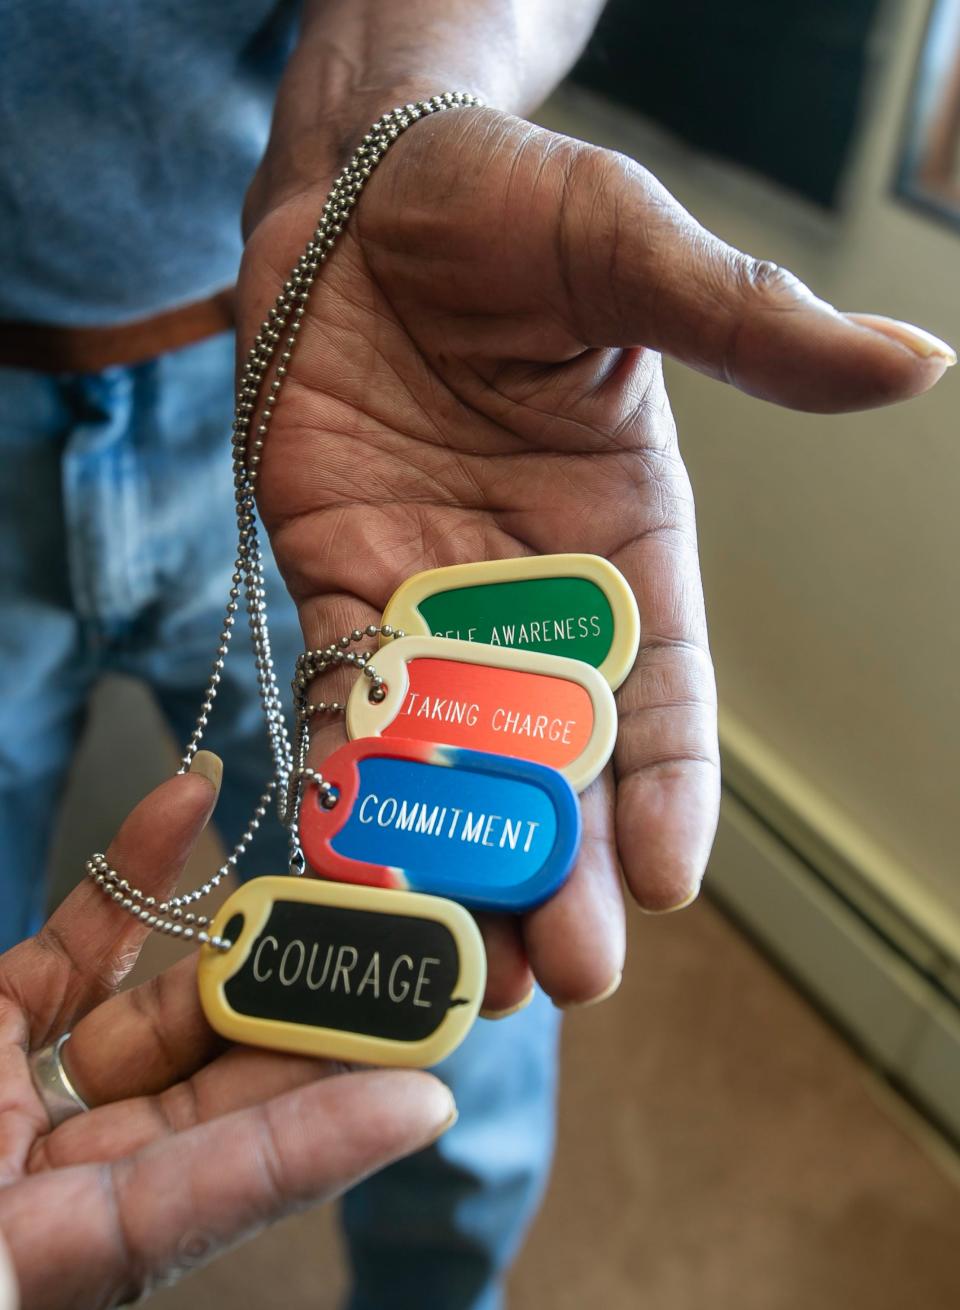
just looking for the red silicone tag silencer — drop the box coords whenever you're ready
[301,736,582,912]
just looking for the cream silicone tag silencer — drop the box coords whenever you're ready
[348,636,617,792]
[379,554,640,690]
[198,877,486,1068]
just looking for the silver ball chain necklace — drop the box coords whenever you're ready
[84,93,483,950]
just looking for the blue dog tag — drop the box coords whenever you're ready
[300,737,581,912]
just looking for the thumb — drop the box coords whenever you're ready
[569,149,955,412]
[5,754,223,1039]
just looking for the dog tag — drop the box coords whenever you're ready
[347,636,616,792]
[198,876,485,1068]
[300,737,581,912]
[380,554,640,690]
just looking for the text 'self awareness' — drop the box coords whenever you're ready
[84,95,640,1070]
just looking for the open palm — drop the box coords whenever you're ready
[0,770,453,1309]
[240,107,951,1013]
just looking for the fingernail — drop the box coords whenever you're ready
[556,971,622,1011]
[846,313,956,365]
[189,750,223,799]
[425,1090,459,1144]
[639,883,701,916]
[481,987,535,1021]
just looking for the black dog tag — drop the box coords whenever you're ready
[198,877,485,1067]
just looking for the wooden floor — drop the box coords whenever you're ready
[147,896,960,1310]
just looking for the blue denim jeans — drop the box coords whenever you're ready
[0,332,560,1309]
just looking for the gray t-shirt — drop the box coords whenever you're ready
[0,1,299,325]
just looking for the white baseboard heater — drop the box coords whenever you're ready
[708,711,960,1145]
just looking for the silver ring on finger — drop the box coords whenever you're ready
[28,1033,90,1128]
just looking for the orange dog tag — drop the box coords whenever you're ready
[347,637,617,792]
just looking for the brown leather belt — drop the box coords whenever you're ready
[0,287,236,373]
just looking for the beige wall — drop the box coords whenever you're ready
[542,0,960,946]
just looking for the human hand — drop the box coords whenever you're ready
[0,763,455,1310]
[238,106,954,1014]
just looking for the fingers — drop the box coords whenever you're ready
[567,146,954,411]
[3,1070,454,1310]
[611,466,720,911]
[522,775,626,1007]
[61,955,218,1109]
[1,762,220,1045]
[475,914,534,1017]
[31,1045,339,1172]
[614,694,719,912]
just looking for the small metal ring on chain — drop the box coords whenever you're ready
[82,92,482,943]
[285,621,406,868]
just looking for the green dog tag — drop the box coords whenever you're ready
[380,554,640,690]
